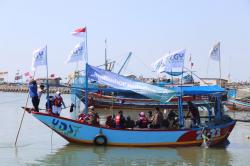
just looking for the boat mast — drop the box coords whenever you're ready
[118,52,132,75]
[178,67,184,127]
[84,28,89,113]
[105,39,108,70]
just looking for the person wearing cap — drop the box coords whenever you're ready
[136,112,149,128]
[28,79,39,112]
[52,91,66,116]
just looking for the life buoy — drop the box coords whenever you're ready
[93,134,107,146]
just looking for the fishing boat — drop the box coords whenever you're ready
[226,98,250,111]
[23,64,236,147]
[76,88,212,110]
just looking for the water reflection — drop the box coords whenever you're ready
[31,144,232,166]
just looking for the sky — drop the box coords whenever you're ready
[0,0,250,82]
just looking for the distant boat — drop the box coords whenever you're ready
[226,98,250,111]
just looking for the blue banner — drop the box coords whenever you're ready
[87,64,176,103]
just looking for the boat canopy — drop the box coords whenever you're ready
[170,85,225,95]
[165,71,186,76]
[87,64,176,103]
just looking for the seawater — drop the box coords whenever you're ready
[0,92,250,166]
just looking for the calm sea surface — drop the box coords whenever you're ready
[0,92,250,166]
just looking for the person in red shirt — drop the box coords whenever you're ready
[115,110,126,129]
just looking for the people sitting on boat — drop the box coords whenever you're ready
[28,79,39,112]
[105,115,115,128]
[78,112,87,123]
[86,106,100,126]
[167,110,179,129]
[136,112,149,128]
[125,116,135,129]
[151,107,164,128]
[147,111,153,128]
[52,91,66,116]
[187,101,200,127]
[115,110,126,129]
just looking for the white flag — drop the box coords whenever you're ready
[209,42,220,61]
[31,46,47,71]
[66,42,86,63]
[151,49,186,73]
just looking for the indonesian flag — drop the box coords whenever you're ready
[71,27,86,37]
[24,72,30,77]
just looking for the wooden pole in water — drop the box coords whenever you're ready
[15,71,36,146]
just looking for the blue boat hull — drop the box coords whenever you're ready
[31,111,236,147]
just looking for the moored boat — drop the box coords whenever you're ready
[226,98,250,111]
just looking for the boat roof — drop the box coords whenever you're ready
[170,85,225,95]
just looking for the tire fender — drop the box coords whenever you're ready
[93,134,107,146]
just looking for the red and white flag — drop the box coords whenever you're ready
[24,72,30,77]
[71,27,86,38]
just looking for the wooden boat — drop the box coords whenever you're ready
[226,98,250,111]
[23,65,236,147]
[24,108,235,147]
[75,88,210,110]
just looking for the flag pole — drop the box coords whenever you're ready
[74,62,79,119]
[45,45,50,109]
[219,43,222,86]
[15,71,36,146]
[84,27,88,114]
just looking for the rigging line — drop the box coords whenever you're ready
[133,54,153,72]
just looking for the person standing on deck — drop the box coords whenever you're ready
[52,91,66,116]
[28,79,39,112]
[187,101,200,127]
[37,84,45,106]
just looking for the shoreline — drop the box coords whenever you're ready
[0,84,70,94]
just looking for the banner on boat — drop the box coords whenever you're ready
[87,64,176,103]
[152,49,186,73]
